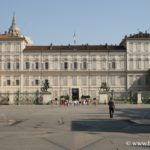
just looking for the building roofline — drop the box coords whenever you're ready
[23,44,126,53]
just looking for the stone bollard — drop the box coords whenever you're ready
[42,92,51,104]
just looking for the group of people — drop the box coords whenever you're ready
[51,98,97,106]
[51,97,115,118]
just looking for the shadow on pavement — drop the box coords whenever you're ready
[71,107,150,133]
[115,107,150,119]
[71,119,150,133]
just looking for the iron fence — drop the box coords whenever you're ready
[141,91,150,104]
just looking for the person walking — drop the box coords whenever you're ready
[108,97,115,118]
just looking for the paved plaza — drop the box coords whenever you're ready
[0,104,150,150]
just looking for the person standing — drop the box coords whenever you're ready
[108,97,115,118]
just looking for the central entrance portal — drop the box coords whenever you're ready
[72,88,79,100]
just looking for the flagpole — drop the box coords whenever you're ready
[73,31,76,45]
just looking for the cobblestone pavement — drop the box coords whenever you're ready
[0,104,149,150]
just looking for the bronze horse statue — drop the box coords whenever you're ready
[99,82,110,92]
[41,79,50,92]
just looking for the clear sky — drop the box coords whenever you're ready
[0,0,150,45]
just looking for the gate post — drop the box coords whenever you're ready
[99,93,108,104]
[137,92,142,104]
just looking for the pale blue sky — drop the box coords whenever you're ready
[0,0,150,45]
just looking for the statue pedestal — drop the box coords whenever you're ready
[99,93,108,104]
[9,94,14,104]
[137,92,142,104]
[42,92,51,104]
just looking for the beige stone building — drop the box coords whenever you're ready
[0,15,150,101]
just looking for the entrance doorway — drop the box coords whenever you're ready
[72,88,79,100]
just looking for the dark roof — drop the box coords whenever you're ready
[127,32,150,39]
[120,32,150,46]
[23,44,126,53]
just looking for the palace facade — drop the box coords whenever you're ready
[0,15,150,100]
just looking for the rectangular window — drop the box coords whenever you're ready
[35,62,39,69]
[16,62,19,69]
[83,62,87,70]
[35,80,39,86]
[112,62,116,69]
[26,62,30,69]
[64,62,68,70]
[16,80,19,86]
[80,63,82,70]
[136,59,141,69]
[74,62,78,70]
[45,62,49,69]
[7,62,11,69]
[7,80,11,86]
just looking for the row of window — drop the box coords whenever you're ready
[6,75,149,87]
[0,43,20,52]
[1,55,125,62]
[3,76,126,86]
[0,61,125,70]
[129,60,150,69]
[6,80,20,86]
[129,42,150,52]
